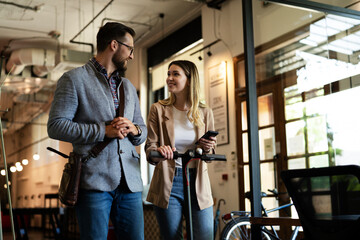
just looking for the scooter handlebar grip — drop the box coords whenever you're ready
[149,151,180,159]
[150,151,162,159]
[202,154,227,161]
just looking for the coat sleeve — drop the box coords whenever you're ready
[207,107,215,131]
[47,72,105,144]
[206,107,216,154]
[128,84,147,146]
[145,104,161,165]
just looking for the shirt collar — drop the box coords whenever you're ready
[90,57,120,78]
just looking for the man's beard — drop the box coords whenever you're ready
[112,49,127,72]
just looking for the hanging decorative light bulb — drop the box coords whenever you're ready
[16,165,23,172]
[33,153,40,161]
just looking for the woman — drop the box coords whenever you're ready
[145,60,217,240]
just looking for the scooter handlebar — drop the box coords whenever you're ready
[202,153,227,161]
[149,150,180,159]
[149,150,226,162]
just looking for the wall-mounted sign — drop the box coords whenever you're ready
[209,61,229,146]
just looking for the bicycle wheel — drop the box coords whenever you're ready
[220,217,271,240]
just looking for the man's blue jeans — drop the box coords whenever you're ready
[154,168,214,240]
[75,185,144,240]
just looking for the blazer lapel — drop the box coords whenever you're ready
[164,105,175,148]
[121,80,131,117]
[196,108,206,141]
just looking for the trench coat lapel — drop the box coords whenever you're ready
[164,105,175,148]
[195,109,205,143]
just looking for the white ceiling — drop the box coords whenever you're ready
[0,0,205,52]
[0,0,207,134]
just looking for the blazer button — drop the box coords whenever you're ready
[120,150,124,154]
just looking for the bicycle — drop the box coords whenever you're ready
[220,189,300,240]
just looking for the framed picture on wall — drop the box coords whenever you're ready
[208,61,229,146]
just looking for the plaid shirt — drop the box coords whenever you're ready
[90,57,120,111]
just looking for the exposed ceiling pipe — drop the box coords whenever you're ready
[0,1,43,12]
[2,37,59,56]
[70,0,114,54]
[5,48,56,76]
[100,16,162,44]
[101,17,152,28]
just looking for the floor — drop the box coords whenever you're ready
[3,229,46,240]
[1,205,159,239]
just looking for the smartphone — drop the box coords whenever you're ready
[196,130,218,144]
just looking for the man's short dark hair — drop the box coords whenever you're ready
[96,22,135,53]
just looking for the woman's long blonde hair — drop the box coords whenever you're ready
[159,60,206,127]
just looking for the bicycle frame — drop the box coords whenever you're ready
[261,202,295,239]
[221,193,300,240]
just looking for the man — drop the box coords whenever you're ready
[47,22,147,240]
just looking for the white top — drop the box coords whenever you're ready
[173,106,196,168]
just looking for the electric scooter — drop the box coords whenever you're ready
[150,149,226,240]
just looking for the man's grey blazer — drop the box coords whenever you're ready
[47,61,147,192]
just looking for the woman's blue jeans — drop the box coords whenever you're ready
[75,185,144,240]
[154,168,214,240]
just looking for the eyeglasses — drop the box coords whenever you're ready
[115,40,134,55]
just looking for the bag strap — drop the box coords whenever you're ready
[118,82,125,118]
[85,83,125,161]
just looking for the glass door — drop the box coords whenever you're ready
[235,2,360,238]
[236,67,286,216]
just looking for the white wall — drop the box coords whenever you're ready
[201,0,242,233]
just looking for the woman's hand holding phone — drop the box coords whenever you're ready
[197,130,218,153]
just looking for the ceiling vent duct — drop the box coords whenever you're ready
[49,49,93,81]
[6,48,56,77]
[0,67,49,94]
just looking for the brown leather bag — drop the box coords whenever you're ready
[47,138,112,206]
[58,152,83,206]
[46,148,87,206]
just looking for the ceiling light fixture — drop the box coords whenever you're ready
[190,39,220,57]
